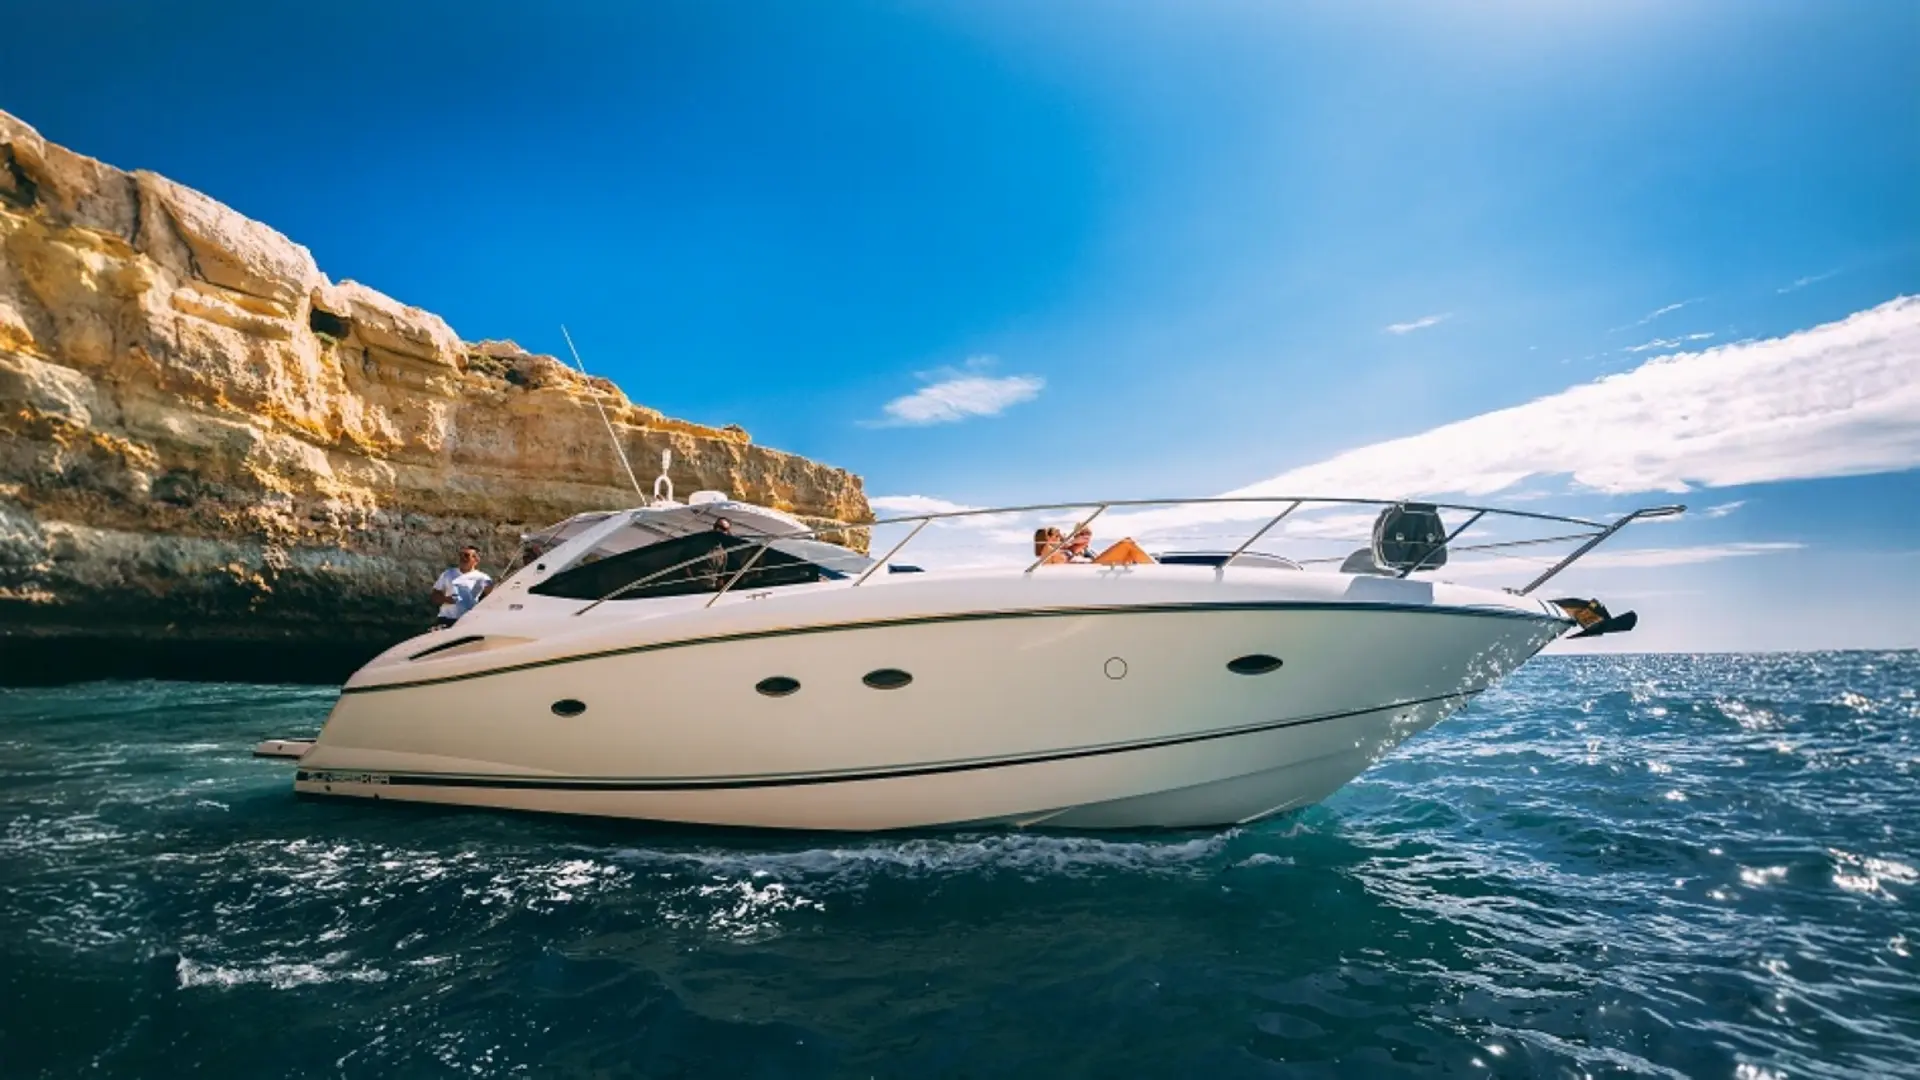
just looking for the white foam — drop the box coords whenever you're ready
[1829,849,1918,899]
[175,952,388,991]
[663,880,826,942]
[606,830,1238,887]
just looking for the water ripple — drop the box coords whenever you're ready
[1,655,1915,1077]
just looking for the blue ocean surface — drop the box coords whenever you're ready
[1,653,1915,1078]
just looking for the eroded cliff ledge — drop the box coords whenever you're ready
[0,110,869,682]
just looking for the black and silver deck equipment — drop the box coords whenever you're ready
[1371,503,1450,572]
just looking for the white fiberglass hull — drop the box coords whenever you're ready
[292,568,1571,830]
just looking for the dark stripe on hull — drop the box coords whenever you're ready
[299,687,1484,793]
[344,601,1564,695]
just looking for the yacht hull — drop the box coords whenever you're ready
[293,597,1566,830]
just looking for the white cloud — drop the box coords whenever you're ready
[1779,270,1840,294]
[868,357,1044,427]
[868,495,982,517]
[1612,298,1700,332]
[1384,312,1451,335]
[1624,331,1715,354]
[1228,295,1920,500]
[1439,541,1802,579]
[1578,541,1801,569]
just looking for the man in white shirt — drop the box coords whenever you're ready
[431,545,494,628]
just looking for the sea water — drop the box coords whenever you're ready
[1,653,1915,1078]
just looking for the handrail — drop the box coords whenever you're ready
[1293,530,1599,565]
[705,539,774,608]
[852,518,929,587]
[559,495,1684,612]
[1516,505,1684,595]
[1397,509,1484,580]
[1221,501,1301,570]
[845,494,1610,534]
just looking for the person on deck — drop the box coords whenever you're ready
[1064,527,1097,562]
[1032,527,1069,565]
[705,517,736,587]
[431,545,494,628]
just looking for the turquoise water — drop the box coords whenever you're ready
[2,653,1916,1078]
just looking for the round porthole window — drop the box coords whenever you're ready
[550,698,587,717]
[1104,657,1128,680]
[1226,654,1284,676]
[756,676,801,698]
[862,668,913,690]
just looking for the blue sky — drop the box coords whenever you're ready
[4,0,1916,649]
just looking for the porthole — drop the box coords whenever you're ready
[862,668,913,690]
[551,698,587,717]
[1226,654,1284,676]
[1104,657,1128,680]
[756,676,801,698]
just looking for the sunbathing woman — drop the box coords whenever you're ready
[1032,526,1070,565]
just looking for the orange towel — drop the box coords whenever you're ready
[1092,537,1155,565]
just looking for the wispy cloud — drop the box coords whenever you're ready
[1624,331,1715,354]
[1551,541,1801,570]
[1228,295,1920,499]
[1442,541,1802,577]
[1779,270,1840,294]
[1611,298,1701,333]
[867,356,1044,427]
[1384,312,1451,335]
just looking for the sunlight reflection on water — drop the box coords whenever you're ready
[0,653,1915,1077]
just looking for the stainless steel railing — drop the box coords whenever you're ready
[568,495,1684,614]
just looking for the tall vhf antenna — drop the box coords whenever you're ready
[560,325,645,500]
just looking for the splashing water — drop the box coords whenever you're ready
[1,653,1915,1077]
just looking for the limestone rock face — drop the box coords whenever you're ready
[0,110,869,679]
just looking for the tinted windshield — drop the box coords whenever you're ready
[767,537,874,579]
[530,532,872,601]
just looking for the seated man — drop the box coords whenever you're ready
[1064,527,1097,563]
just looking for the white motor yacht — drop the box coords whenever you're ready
[259,483,1676,831]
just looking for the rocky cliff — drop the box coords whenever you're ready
[0,110,869,682]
